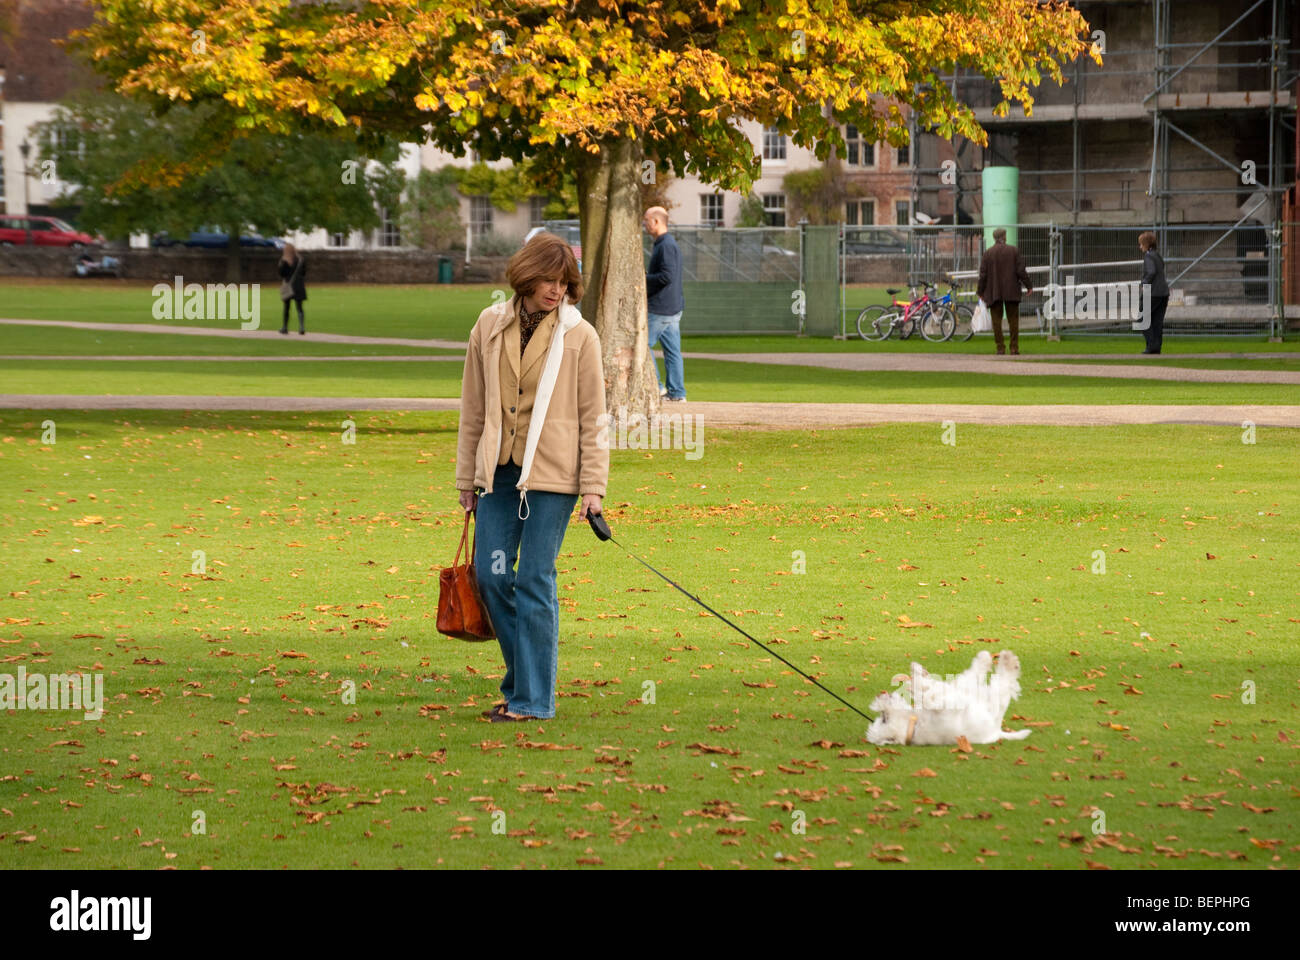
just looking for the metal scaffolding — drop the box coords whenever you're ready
[912,0,1297,337]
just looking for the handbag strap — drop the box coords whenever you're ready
[453,511,471,566]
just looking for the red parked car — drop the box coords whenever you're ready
[0,215,101,247]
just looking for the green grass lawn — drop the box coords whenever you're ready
[1018,355,1300,372]
[0,411,1295,869]
[684,334,1300,356]
[0,280,493,341]
[3,279,1295,359]
[3,356,1297,405]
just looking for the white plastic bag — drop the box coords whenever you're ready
[971,299,992,334]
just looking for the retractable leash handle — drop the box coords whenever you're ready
[587,510,612,542]
[585,510,873,724]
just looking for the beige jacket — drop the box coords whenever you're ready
[456,294,609,505]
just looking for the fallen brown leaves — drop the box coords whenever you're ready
[686,743,740,757]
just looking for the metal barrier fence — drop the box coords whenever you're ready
[642,226,802,334]
[844,222,1292,339]
[640,222,1293,338]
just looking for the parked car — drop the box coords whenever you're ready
[843,228,907,255]
[151,230,284,249]
[0,215,101,247]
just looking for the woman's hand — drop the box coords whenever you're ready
[578,494,602,520]
[459,490,478,514]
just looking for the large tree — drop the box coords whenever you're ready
[78,0,1092,411]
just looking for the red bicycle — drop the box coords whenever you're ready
[856,284,955,342]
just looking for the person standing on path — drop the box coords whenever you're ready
[1138,230,1169,355]
[643,206,686,400]
[455,232,609,723]
[278,243,307,335]
[976,227,1032,355]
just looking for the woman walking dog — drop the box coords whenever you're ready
[455,232,609,722]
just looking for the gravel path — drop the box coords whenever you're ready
[683,352,1300,385]
[0,354,462,362]
[0,317,466,350]
[2,394,1295,427]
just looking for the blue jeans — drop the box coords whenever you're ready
[648,311,685,399]
[474,461,577,719]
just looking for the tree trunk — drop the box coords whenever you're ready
[225,226,241,282]
[576,137,660,422]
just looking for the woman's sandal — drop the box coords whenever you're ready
[481,703,507,719]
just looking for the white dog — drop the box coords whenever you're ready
[866,650,1031,745]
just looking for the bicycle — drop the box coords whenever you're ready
[856,284,954,342]
[932,281,975,342]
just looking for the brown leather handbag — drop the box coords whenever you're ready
[437,512,495,641]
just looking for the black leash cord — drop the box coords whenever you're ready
[588,513,872,722]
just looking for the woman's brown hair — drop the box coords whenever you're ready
[1138,231,1157,252]
[506,232,583,305]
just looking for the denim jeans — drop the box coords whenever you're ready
[473,461,577,719]
[648,311,685,399]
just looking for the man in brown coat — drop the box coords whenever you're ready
[976,227,1033,355]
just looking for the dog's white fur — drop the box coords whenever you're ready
[866,650,1031,745]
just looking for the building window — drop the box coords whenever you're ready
[895,199,912,226]
[762,126,787,161]
[896,143,910,167]
[845,125,874,167]
[529,196,547,227]
[328,231,347,247]
[470,196,493,238]
[845,199,876,226]
[762,193,786,227]
[378,207,401,247]
[55,127,83,160]
[700,194,724,226]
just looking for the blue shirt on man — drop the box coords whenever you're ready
[646,232,684,315]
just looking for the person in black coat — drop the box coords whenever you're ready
[278,243,308,335]
[1138,231,1168,354]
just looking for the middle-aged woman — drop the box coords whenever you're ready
[1138,230,1169,354]
[455,232,609,723]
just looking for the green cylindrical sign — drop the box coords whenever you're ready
[981,166,1019,247]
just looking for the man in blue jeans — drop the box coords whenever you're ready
[643,206,686,401]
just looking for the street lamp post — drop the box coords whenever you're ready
[18,139,31,213]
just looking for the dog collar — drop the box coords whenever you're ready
[905,714,917,746]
